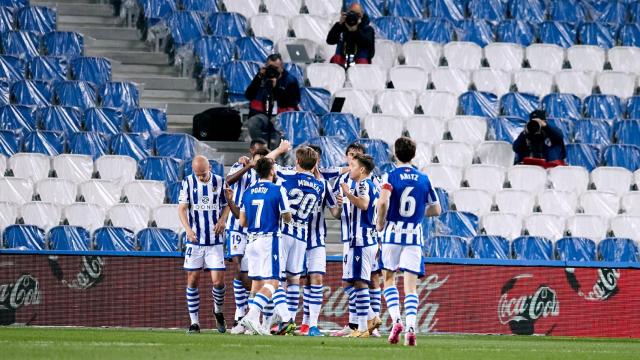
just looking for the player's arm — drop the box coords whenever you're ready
[266,139,292,160]
[426,203,442,217]
[239,209,248,228]
[177,180,197,243]
[278,185,293,223]
[340,181,369,211]
[226,159,252,186]
[376,187,391,232]
[425,186,442,217]
[225,185,241,219]
[215,206,230,235]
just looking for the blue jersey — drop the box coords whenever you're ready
[179,173,228,246]
[333,172,381,243]
[381,165,439,246]
[277,169,325,242]
[348,178,379,247]
[240,180,291,235]
[225,162,258,233]
[307,177,337,249]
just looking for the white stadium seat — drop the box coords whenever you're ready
[526,44,565,74]
[579,190,620,217]
[622,192,640,215]
[402,40,441,71]
[123,180,165,208]
[597,71,636,100]
[554,70,595,99]
[443,42,482,71]
[152,204,183,233]
[422,164,463,192]
[513,69,553,97]
[52,154,93,184]
[433,141,474,167]
[494,189,535,216]
[108,203,149,233]
[305,0,341,16]
[276,38,319,63]
[430,67,470,96]
[249,14,289,43]
[363,114,404,147]
[376,89,416,116]
[0,177,33,204]
[334,88,374,119]
[475,141,514,167]
[372,39,400,70]
[481,212,523,239]
[537,190,578,216]
[290,15,330,53]
[35,179,77,206]
[507,165,547,193]
[447,115,488,146]
[222,0,260,18]
[635,169,640,187]
[471,69,512,97]
[389,65,428,91]
[0,154,6,176]
[8,153,50,182]
[406,116,445,144]
[21,201,61,231]
[524,213,566,240]
[566,45,605,72]
[548,166,590,194]
[610,215,640,241]
[484,42,524,72]
[590,166,633,196]
[418,90,458,118]
[307,63,345,94]
[608,46,640,74]
[79,179,122,208]
[264,0,301,16]
[63,202,105,232]
[347,64,387,90]
[413,142,433,169]
[566,214,609,242]
[464,164,506,193]
[451,188,493,215]
[95,155,137,187]
[0,201,18,230]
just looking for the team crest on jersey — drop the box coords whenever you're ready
[201,196,210,204]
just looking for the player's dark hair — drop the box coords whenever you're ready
[255,157,274,179]
[250,138,267,149]
[353,153,375,174]
[253,148,269,157]
[308,144,322,157]
[394,137,416,163]
[296,146,319,171]
[345,142,365,155]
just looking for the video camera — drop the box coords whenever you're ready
[345,11,360,26]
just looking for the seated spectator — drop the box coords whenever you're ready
[513,110,566,168]
[326,2,375,67]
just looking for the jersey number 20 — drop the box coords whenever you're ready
[288,188,317,220]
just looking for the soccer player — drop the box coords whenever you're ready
[178,155,230,334]
[376,137,441,347]
[227,157,293,335]
[338,153,381,338]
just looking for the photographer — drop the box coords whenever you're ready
[513,110,566,168]
[326,2,375,67]
[245,53,300,148]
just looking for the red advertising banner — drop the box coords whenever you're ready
[1,254,638,338]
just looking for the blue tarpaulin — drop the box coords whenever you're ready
[0,104,36,135]
[542,93,582,121]
[0,55,25,82]
[459,91,499,117]
[539,21,576,48]
[109,132,151,162]
[584,94,624,120]
[235,36,273,62]
[221,60,261,102]
[70,57,112,85]
[414,18,454,43]
[456,19,495,47]
[614,119,640,147]
[500,92,539,119]
[566,143,601,171]
[16,6,56,35]
[167,10,206,46]
[598,238,639,262]
[52,81,97,110]
[305,136,346,168]
[139,156,181,183]
[28,56,67,82]
[22,130,65,155]
[83,107,122,135]
[0,129,19,156]
[619,23,640,47]
[487,116,527,143]
[3,224,45,250]
[2,31,41,59]
[359,138,392,164]
[194,36,234,76]
[603,144,640,171]
[578,22,615,49]
[573,118,611,145]
[424,235,469,258]
[10,79,51,107]
[37,106,81,136]
[471,235,510,259]
[372,16,413,44]
[277,111,320,147]
[508,0,546,22]
[556,237,596,261]
[321,113,360,144]
[43,31,84,58]
[428,0,465,22]
[549,0,587,23]
[512,236,553,260]
[155,132,197,159]
[136,228,179,252]
[99,82,139,111]
[69,131,109,159]
[208,12,247,38]
[125,107,167,136]
[496,19,536,46]
[299,87,331,116]
[48,225,91,251]
[387,0,423,17]
[93,226,136,251]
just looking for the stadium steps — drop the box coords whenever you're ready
[36,2,114,16]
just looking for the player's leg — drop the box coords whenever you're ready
[206,245,227,333]
[284,239,305,324]
[346,245,375,338]
[331,243,357,336]
[300,275,311,334]
[399,246,422,347]
[228,231,249,324]
[184,243,204,334]
[306,246,326,336]
[381,243,404,344]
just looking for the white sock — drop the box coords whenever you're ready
[286,284,300,322]
[308,284,323,327]
[233,279,248,320]
[212,285,226,314]
[273,287,292,322]
[404,293,418,330]
[370,288,381,317]
[247,292,270,322]
[186,287,199,325]
[383,286,401,324]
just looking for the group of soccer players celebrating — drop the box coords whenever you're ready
[177,136,441,347]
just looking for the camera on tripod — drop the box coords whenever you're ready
[261,65,280,88]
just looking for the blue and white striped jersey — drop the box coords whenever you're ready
[225,162,257,233]
[348,178,379,247]
[179,172,228,246]
[380,165,439,246]
[333,172,381,243]
[277,169,325,242]
[306,177,337,249]
[240,180,291,235]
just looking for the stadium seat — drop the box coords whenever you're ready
[578,21,615,49]
[8,152,50,182]
[347,64,386,91]
[549,0,587,23]
[619,23,640,47]
[556,237,596,261]
[508,0,545,22]
[424,235,468,258]
[537,189,577,217]
[401,41,441,71]
[458,91,498,118]
[300,87,331,115]
[0,201,18,231]
[376,89,415,117]
[372,39,400,71]
[433,211,479,239]
[152,204,182,233]
[22,130,64,156]
[412,142,433,170]
[52,81,97,110]
[93,226,135,251]
[221,60,261,102]
[614,119,640,147]
[610,215,640,241]
[109,133,152,162]
[48,225,91,251]
[417,91,457,118]
[447,115,488,145]
[539,20,576,48]
[500,92,539,120]
[512,235,553,260]
[43,32,83,59]
[456,19,495,47]
[480,213,522,240]
[306,63,345,95]
[21,201,61,231]
[193,36,234,77]
[0,55,25,83]
[598,237,639,262]
[475,141,514,167]
[0,6,13,33]
[249,14,288,43]
[590,167,633,196]
[63,202,105,233]
[10,80,51,107]
[3,224,45,250]
[464,164,505,193]
[108,203,149,233]
[406,116,445,144]
[548,166,589,194]
[566,143,601,171]
[507,165,547,193]
[208,12,248,38]
[95,155,136,186]
[333,88,374,120]
[181,0,218,11]
[451,188,493,215]
[321,113,360,144]
[98,82,139,112]
[387,0,422,17]
[2,30,40,60]
[363,114,404,147]
[433,141,474,167]
[277,111,320,147]
[372,16,412,44]
[234,36,272,62]
[513,69,553,98]
[597,72,636,100]
[471,69,511,97]
[136,227,179,252]
[139,156,181,184]
[68,132,109,160]
[122,180,165,208]
[554,70,595,99]
[389,66,428,92]
[524,213,566,240]
[546,117,572,141]
[305,0,340,16]
[155,133,197,160]
[37,106,81,136]
[608,46,640,74]
[579,190,620,217]
[414,18,454,43]
[566,45,605,72]
[0,177,33,204]
[443,42,482,71]
[69,57,111,86]
[602,144,640,171]
[79,179,121,208]
[622,192,640,215]
[584,94,624,120]
[35,178,76,206]
[542,93,582,121]
[422,164,462,192]
[470,235,510,259]
[494,189,535,216]
[496,20,536,46]
[430,67,470,96]
[525,44,565,74]
[83,107,122,136]
[358,138,392,164]
[290,14,330,46]
[125,108,167,137]
[468,0,505,21]
[0,104,36,134]
[166,10,207,48]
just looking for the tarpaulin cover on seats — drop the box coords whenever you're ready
[619,23,640,47]
[387,0,423,17]
[99,82,139,111]
[543,93,582,120]
[603,144,640,171]
[321,113,360,144]
[556,237,596,261]
[23,130,64,155]
[48,225,91,251]
[500,92,539,119]
[155,132,196,159]
[94,226,135,251]
[471,235,510,259]
[0,130,18,156]
[468,0,504,22]
[424,235,468,258]
[429,0,465,22]
[83,107,122,135]
[194,36,234,75]
[508,0,546,22]
[43,31,83,58]
[512,236,553,260]
[414,18,454,43]
[141,0,177,23]
[0,104,36,134]
[2,31,40,59]
[299,87,330,116]
[306,136,346,168]
[16,6,56,35]
[53,81,97,110]
[182,0,218,12]
[598,238,639,262]
[277,111,320,147]
[125,107,167,136]
[346,0,384,18]
[2,224,45,250]
[183,158,224,177]
[546,117,572,141]
[37,106,81,136]
[109,132,151,162]
[166,181,181,203]
[626,96,640,118]
[435,187,449,211]
[10,80,51,107]
[136,228,179,252]
[614,119,640,146]
[70,57,112,85]
[587,0,626,24]
[372,16,413,44]
[69,132,109,159]
[0,6,13,33]
[578,22,615,49]
[573,118,611,145]
[358,138,391,164]
[431,211,478,239]
[496,19,536,46]
[550,0,587,23]
[584,94,623,120]
[284,63,303,86]
[221,60,260,102]
[539,21,576,48]
[0,0,28,9]
[168,11,206,46]
[375,162,397,177]
[487,116,526,143]
[0,55,25,81]
[456,19,495,47]
[208,12,247,38]
[566,143,601,171]
[459,91,499,117]
[235,36,272,62]
[139,156,181,183]
[0,79,7,105]
[28,56,67,81]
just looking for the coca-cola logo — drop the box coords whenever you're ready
[565,268,620,301]
[498,274,559,335]
[48,256,104,290]
[0,274,41,310]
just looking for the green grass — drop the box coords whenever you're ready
[1,327,640,360]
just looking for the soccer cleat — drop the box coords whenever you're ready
[371,329,381,338]
[388,321,404,344]
[404,328,417,347]
[298,324,310,336]
[308,326,324,337]
[240,317,269,336]
[230,322,246,335]
[345,330,369,338]
[275,319,297,336]
[367,316,382,335]
[330,325,353,337]
[187,323,200,334]
[214,312,226,333]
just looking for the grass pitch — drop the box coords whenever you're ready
[1,327,640,360]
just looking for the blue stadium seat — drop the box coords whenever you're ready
[139,156,181,183]
[321,113,360,144]
[619,23,640,47]
[435,187,449,211]
[556,237,596,261]
[468,0,505,22]
[22,130,64,155]
[181,0,218,12]
[508,0,546,22]
[546,117,572,141]
[167,10,206,48]
[0,104,36,134]
[43,31,84,58]
[626,96,640,118]
[496,19,536,46]
[235,36,273,62]
[48,225,91,251]
[428,0,465,22]
[306,136,346,168]
[542,93,582,121]
[37,106,81,136]
[125,107,167,136]
[512,236,553,260]
[566,143,601,171]
[487,116,526,143]
[93,226,135,251]
[613,119,640,147]
[16,6,56,35]
[139,0,177,26]
[630,1,640,23]
[584,94,624,120]
[166,181,181,203]
[578,22,615,49]
[500,92,539,119]
[591,0,626,25]
[372,16,413,44]
[424,235,469,258]
[299,87,331,116]
[539,21,576,48]
[193,36,234,77]
[284,63,303,86]
[603,144,640,171]
[277,111,320,147]
[109,132,152,162]
[549,0,587,23]
[456,19,495,47]
[221,60,261,102]
[1,30,40,59]
[155,132,197,159]
[471,235,510,260]
[573,119,611,145]
[598,238,639,262]
[0,78,8,105]
[459,91,499,117]
[0,129,19,156]
[183,158,223,177]
[69,131,109,159]
[0,6,14,33]
[358,138,392,164]
[435,211,479,239]
[10,79,51,107]
[0,55,25,82]
[208,12,247,38]
[3,224,45,250]
[70,57,112,85]
[28,56,67,82]
[414,18,454,43]
[52,80,97,110]
[346,0,384,18]
[0,0,28,9]
[98,82,139,111]
[136,227,179,252]
[387,0,423,18]
[83,107,122,135]
[376,162,397,177]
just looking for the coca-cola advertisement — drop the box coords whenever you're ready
[1,254,639,338]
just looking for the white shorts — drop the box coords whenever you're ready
[183,244,225,271]
[304,247,326,274]
[344,243,380,274]
[342,245,377,283]
[381,243,424,275]
[226,230,247,258]
[246,234,283,280]
[280,234,306,276]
